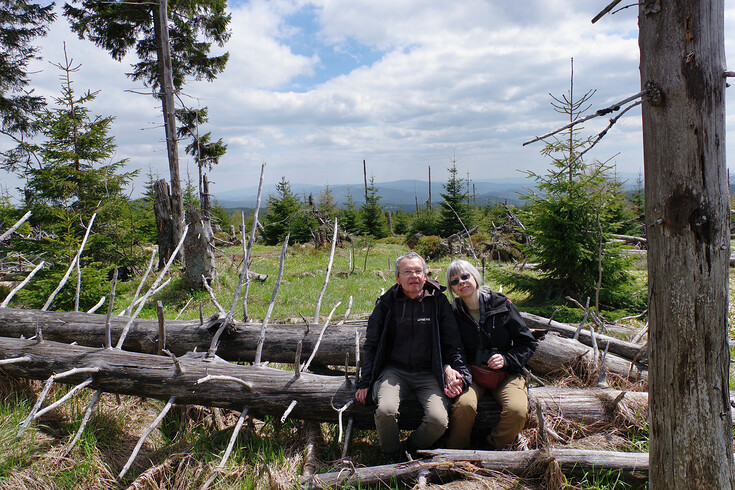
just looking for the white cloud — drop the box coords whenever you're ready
[2,0,733,197]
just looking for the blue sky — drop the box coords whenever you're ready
[2,1,734,198]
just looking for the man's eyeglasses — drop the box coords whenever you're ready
[449,273,471,286]
[400,269,424,277]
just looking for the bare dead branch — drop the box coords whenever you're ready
[0,210,32,243]
[124,279,171,313]
[174,297,193,320]
[233,162,266,321]
[281,400,297,422]
[523,90,647,146]
[294,340,303,378]
[162,349,185,374]
[253,233,289,365]
[118,396,176,480]
[33,376,95,420]
[442,202,477,259]
[336,295,353,326]
[632,321,649,344]
[65,389,102,454]
[156,301,165,355]
[597,342,610,387]
[200,407,249,490]
[116,225,188,349]
[87,296,106,314]
[196,374,253,391]
[341,417,355,459]
[336,400,354,443]
[18,367,100,436]
[1,260,44,308]
[567,99,643,167]
[121,250,157,316]
[314,219,339,323]
[202,275,225,313]
[43,213,97,311]
[0,356,30,366]
[301,302,342,373]
[591,0,623,23]
[105,269,118,349]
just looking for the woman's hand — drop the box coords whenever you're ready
[487,353,505,370]
[443,365,464,398]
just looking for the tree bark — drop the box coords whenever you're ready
[306,448,649,487]
[183,206,216,289]
[153,179,174,269]
[639,1,734,487]
[0,308,646,381]
[0,336,657,432]
[521,312,647,361]
[155,0,185,256]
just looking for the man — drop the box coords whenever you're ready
[355,251,471,463]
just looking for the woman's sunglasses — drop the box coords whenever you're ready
[449,273,471,286]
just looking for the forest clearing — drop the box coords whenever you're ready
[0,237,688,489]
[2,0,733,488]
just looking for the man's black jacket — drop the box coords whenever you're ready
[357,278,471,403]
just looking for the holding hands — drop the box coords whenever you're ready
[443,364,464,398]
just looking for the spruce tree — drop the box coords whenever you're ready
[439,160,472,236]
[359,177,388,238]
[0,0,55,170]
[338,189,360,234]
[261,177,316,245]
[14,54,138,309]
[521,80,635,309]
[317,185,337,221]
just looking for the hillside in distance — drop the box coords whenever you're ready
[216,178,531,211]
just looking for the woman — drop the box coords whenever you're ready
[444,259,538,449]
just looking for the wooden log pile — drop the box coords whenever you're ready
[0,308,648,382]
[0,331,657,431]
[0,304,655,486]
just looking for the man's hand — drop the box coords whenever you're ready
[355,388,368,404]
[443,365,464,398]
[487,353,505,370]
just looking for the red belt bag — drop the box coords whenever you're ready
[470,364,507,389]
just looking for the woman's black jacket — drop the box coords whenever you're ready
[453,286,537,374]
[357,279,471,403]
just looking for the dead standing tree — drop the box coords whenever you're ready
[638,0,734,487]
[524,2,733,486]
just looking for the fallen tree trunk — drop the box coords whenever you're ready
[306,448,649,487]
[0,336,652,430]
[521,312,648,362]
[0,309,646,382]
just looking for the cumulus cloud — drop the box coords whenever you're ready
[2,0,732,196]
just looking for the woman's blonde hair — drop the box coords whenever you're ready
[445,259,483,300]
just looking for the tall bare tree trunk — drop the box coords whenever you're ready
[155,0,184,257]
[153,179,174,269]
[639,1,733,488]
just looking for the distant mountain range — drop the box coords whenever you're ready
[216,174,645,211]
[216,178,531,211]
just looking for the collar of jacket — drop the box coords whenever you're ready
[457,286,510,323]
